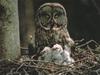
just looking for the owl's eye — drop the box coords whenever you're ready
[55,15,59,18]
[45,15,50,19]
[40,13,50,19]
[54,12,62,18]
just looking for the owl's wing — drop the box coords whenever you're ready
[62,29,75,47]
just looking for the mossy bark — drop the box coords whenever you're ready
[0,0,20,60]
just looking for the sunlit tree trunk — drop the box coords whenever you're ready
[0,0,20,60]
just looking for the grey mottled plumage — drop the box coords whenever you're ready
[35,3,74,54]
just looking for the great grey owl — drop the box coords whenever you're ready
[35,3,74,54]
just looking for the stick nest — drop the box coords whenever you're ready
[0,40,100,75]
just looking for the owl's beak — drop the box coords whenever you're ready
[50,17,56,28]
[49,18,61,31]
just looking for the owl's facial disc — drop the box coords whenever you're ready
[38,4,67,31]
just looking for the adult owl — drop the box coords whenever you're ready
[35,3,74,54]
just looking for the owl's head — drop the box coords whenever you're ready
[36,3,68,31]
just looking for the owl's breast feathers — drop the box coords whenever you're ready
[35,28,74,53]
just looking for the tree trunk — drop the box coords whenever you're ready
[0,0,20,60]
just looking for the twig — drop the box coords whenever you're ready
[6,68,15,75]
[24,64,57,72]
[76,40,99,48]
[23,69,29,75]
[16,63,25,72]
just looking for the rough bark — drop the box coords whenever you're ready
[0,0,20,60]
